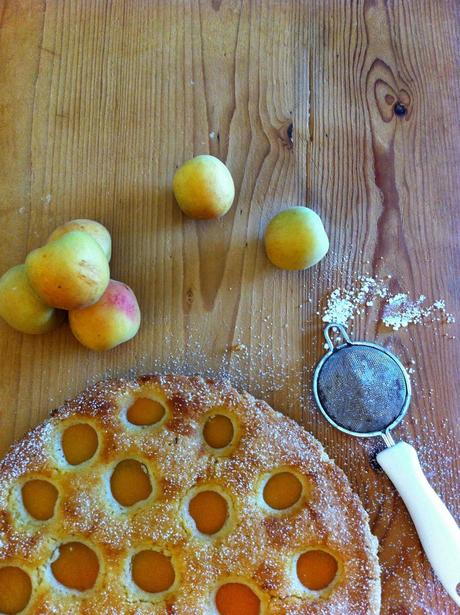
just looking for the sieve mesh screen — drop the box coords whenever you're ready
[316,345,408,434]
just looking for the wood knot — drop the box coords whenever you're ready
[369,60,412,123]
[279,122,294,150]
[185,288,194,305]
[375,77,411,122]
[393,102,407,117]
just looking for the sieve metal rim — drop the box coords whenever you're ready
[312,324,412,440]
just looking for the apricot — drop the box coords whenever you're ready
[263,472,302,510]
[48,219,112,261]
[131,550,175,593]
[61,423,98,465]
[172,155,235,219]
[127,398,166,426]
[50,542,99,591]
[0,566,32,613]
[203,414,234,449]
[21,479,58,520]
[110,459,152,507]
[264,207,329,270]
[69,280,140,351]
[297,550,338,590]
[25,231,110,310]
[215,583,260,615]
[0,264,64,334]
[188,490,228,535]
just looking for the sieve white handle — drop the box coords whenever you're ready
[377,441,460,606]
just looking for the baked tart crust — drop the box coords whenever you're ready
[0,375,380,614]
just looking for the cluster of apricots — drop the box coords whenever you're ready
[0,154,329,351]
[0,220,140,350]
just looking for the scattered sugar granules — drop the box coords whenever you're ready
[322,275,455,331]
[382,294,455,330]
[322,275,388,325]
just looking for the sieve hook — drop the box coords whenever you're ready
[323,323,353,351]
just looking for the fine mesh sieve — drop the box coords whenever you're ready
[312,323,411,445]
[312,323,460,606]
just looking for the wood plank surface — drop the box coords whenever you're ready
[0,1,459,613]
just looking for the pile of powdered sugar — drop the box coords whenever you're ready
[382,294,454,331]
[321,275,455,332]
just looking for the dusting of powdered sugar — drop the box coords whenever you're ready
[322,276,389,325]
[382,295,455,331]
[321,275,455,333]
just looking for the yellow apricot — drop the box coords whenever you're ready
[173,155,235,219]
[0,264,64,334]
[264,207,329,270]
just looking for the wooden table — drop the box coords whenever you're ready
[1,1,459,612]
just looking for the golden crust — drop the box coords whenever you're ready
[0,375,381,614]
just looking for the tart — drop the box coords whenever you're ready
[0,375,380,614]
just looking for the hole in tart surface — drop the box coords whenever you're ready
[215,582,260,615]
[21,479,58,521]
[296,549,338,591]
[131,550,175,593]
[0,566,32,614]
[203,414,234,449]
[61,423,98,465]
[110,459,152,507]
[188,490,228,535]
[50,542,99,591]
[263,471,302,510]
[127,398,165,426]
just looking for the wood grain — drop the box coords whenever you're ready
[0,1,459,612]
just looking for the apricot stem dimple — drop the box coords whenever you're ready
[263,471,302,510]
[61,423,98,465]
[188,490,228,535]
[51,542,99,591]
[215,582,260,615]
[110,459,152,507]
[127,398,165,426]
[0,567,32,614]
[296,549,338,591]
[131,550,175,593]
[203,414,234,449]
[21,479,58,521]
